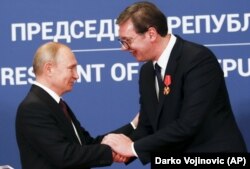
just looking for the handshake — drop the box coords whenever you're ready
[101,113,139,163]
[101,133,134,163]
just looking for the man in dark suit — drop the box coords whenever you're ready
[15,42,135,169]
[102,1,247,165]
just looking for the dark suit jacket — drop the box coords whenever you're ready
[131,36,247,164]
[16,85,133,169]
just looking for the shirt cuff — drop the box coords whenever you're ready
[130,122,136,129]
[131,142,138,157]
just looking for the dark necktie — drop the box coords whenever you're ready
[59,99,72,122]
[155,63,164,93]
[59,99,83,145]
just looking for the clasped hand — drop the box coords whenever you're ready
[101,133,134,163]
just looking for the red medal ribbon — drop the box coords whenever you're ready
[164,75,171,86]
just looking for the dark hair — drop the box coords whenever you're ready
[116,1,168,36]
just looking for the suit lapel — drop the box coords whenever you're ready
[31,85,82,144]
[155,36,183,127]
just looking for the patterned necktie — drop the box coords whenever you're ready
[59,99,72,121]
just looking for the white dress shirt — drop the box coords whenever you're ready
[153,34,177,98]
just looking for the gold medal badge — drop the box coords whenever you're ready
[163,75,171,95]
[164,86,170,95]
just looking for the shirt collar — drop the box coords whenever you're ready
[154,34,177,77]
[33,81,61,103]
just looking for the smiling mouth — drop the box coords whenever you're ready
[69,82,75,86]
[129,52,136,57]
[129,50,136,55]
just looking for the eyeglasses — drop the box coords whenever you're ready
[118,35,140,50]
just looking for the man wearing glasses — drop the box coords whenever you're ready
[102,1,247,165]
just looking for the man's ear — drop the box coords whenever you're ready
[147,27,157,40]
[44,62,53,77]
